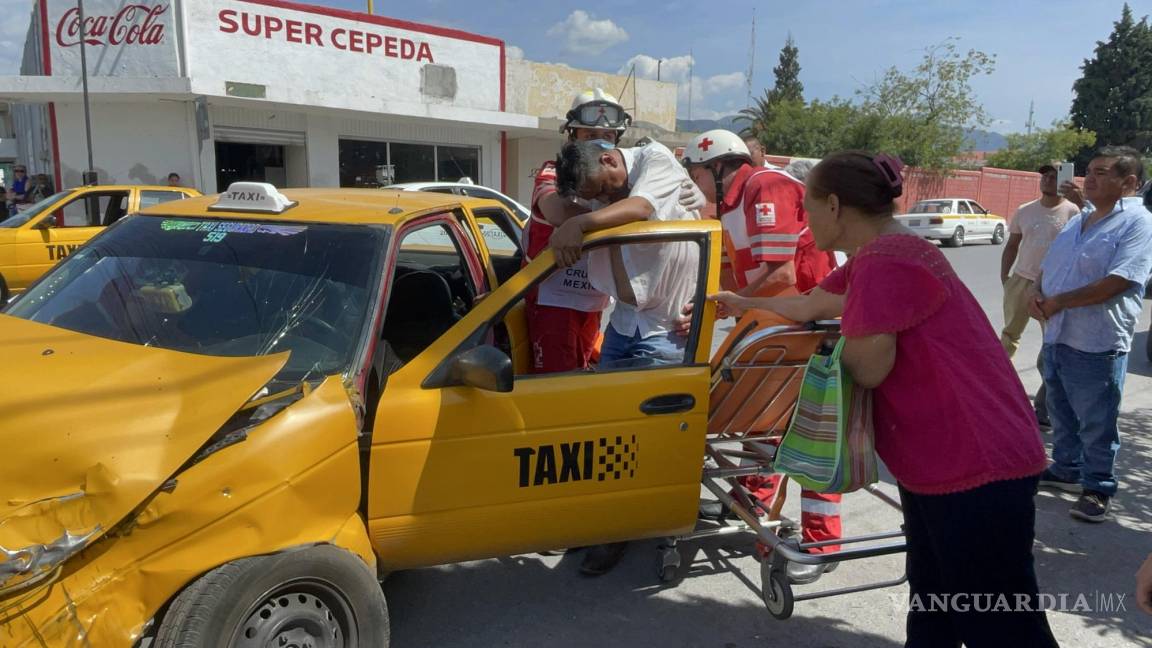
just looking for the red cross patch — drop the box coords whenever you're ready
[754,202,776,226]
[698,137,714,151]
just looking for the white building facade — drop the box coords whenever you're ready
[3,0,537,193]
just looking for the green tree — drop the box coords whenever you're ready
[1069,4,1152,170]
[736,39,995,168]
[858,39,996,170]
[985,122,1098,171]
[768,34,804,105]
[735,35,804,140]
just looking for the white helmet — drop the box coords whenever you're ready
[681,129,751,166]
[562,88,632,133]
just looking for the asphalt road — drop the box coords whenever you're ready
[383,239,1152,648]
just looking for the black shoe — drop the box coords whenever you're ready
[1070,490,1111,523]
[579,542,629,576]
[698,500,733,520]
[1038,468,1082,493]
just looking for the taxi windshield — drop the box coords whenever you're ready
[5,216,387,380]
[0,191,70,228]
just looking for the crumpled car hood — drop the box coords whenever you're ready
[0,315,287,592]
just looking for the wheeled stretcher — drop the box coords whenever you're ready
[657,313,908,619]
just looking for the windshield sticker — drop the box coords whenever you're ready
[161,220,307,237]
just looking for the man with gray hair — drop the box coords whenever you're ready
[1032,145,1152,523]
[550,138,700,575]
[551,139,700,370]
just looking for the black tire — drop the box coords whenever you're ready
[0,274,9,307]
[991,224,1005,245]
[760,560,795,620]
[943,226,965,248]
[155,545,389,648]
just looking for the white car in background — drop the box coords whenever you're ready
[385,179,529,226]
[895,198,1007,248]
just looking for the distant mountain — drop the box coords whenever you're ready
[677,118,1008,152]
[965,129,1007,152]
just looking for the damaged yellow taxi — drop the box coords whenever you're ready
[0,183,720,647]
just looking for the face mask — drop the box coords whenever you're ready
[586,139,616,150]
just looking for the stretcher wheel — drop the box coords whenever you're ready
[760,560,794,620]
[656,545,681,582]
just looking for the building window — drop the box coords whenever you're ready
[338,139,481,187]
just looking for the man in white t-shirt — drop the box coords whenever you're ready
[550,139,700,576]
[552,139,701,370]
[1001,165,1081,357]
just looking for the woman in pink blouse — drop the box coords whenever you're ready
[711,151,1058,648]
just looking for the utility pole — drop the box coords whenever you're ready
[1026,100,1035,136]
[688,49,693,121]
[657,59,662,82]
[746,8,756,108]
[77,0,96,185]
[367,0,375,14]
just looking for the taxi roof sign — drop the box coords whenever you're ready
[210,182,297,214]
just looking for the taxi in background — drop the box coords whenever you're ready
[0,184,199,302]
[895,197,1007,247]
[0,182,720,647]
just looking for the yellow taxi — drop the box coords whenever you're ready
[0,182,720,647]
[0,184,200,302]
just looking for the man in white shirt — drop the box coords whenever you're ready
[552,139,701,369]
[1001,164,1080,357]
[550,139,700,576]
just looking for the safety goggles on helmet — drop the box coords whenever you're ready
[565,101,632,130]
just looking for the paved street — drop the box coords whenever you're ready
[384,240,1152,648]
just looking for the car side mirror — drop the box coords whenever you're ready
[450,344,513,392]
[33,219,53,229]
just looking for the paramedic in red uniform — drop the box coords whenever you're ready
[523,89,706,374]
[521,89,628,373]
[681,129,840,584]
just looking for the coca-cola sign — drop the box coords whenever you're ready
[55,3,169,47]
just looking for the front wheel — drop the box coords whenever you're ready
[991,224,1005,245]
[943,226,965,248]
[155,545,389,648]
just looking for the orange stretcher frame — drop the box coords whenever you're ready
[654,315,908,621]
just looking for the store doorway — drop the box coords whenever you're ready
[215,142,287,189]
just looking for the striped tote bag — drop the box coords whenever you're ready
[775,337,878,493]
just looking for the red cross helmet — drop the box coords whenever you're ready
[562,88,633,133]
[681,129,751,166]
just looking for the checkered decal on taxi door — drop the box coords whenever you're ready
[597,434,638,481]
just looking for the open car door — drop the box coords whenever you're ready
[365,220,721,569]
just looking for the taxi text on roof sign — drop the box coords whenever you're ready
[210,182,297,214]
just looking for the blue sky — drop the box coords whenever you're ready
[320,0,1141,133]
[0,0,1142,134]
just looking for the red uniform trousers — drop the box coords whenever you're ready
[525,299,602,373]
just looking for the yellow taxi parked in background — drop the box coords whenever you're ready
[0,182,720,647]
[895,197,1007,247]
[0,184,200,302]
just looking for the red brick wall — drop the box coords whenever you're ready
[765,153,1064,224]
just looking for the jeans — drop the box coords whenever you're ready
[1041,343,1127,496]
[598,323,685,369]
[900,477,1058,648]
